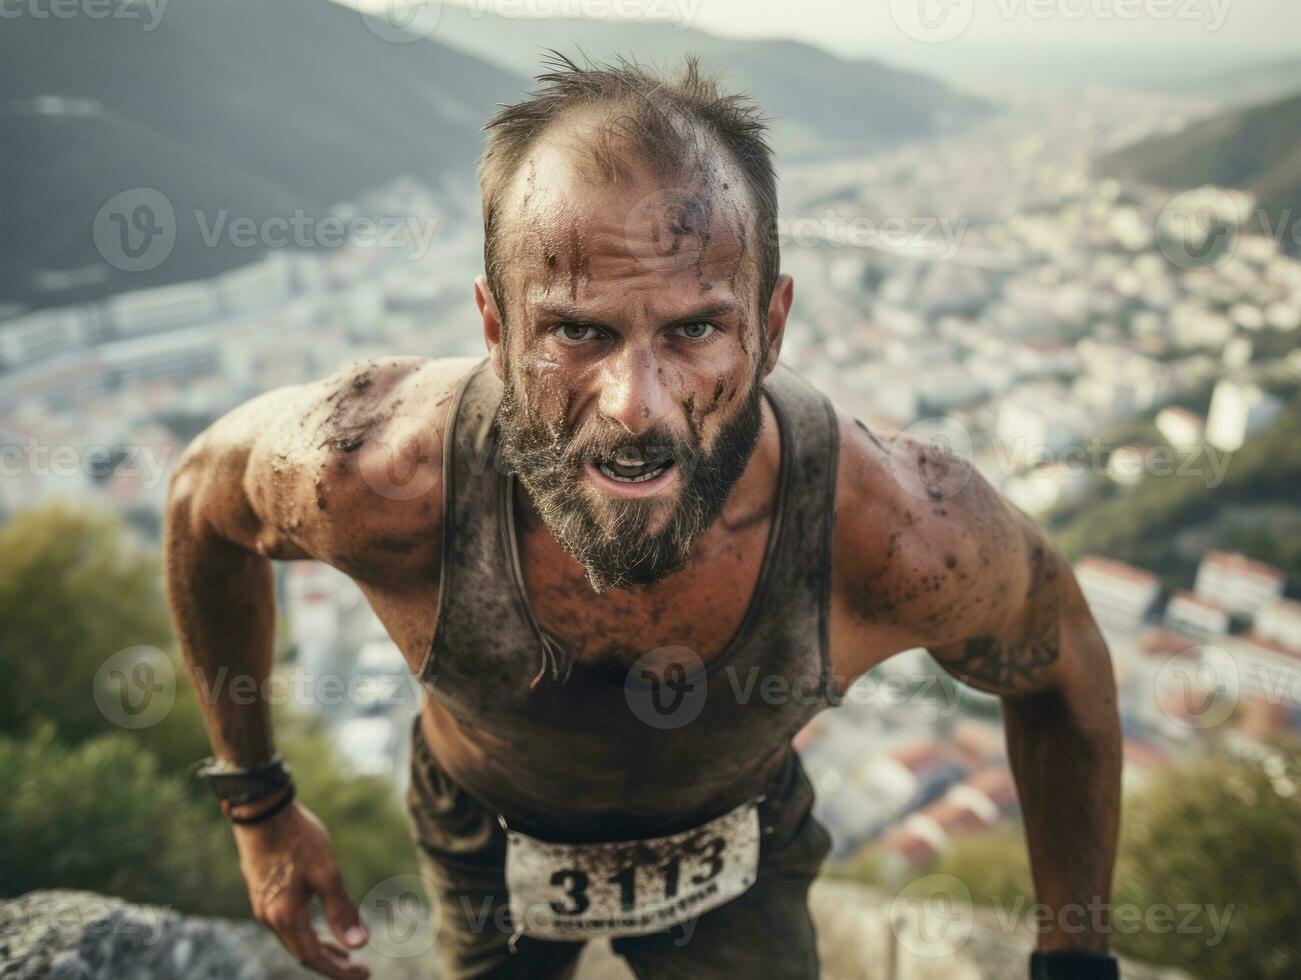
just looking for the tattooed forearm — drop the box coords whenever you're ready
[950,620,1061,691]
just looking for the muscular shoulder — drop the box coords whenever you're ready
[831,407,1041,647]
[171,356,479,583]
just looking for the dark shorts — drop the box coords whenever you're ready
[405,719,831,979]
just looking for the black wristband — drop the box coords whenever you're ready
[1030,950,1119,980]
[193,755,292,806]
[225,784,296,825]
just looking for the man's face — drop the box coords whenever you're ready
[482,140,783,593]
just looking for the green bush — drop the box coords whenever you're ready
[0,504,417,916]
[841,748,1301,980]
[0,726,247,915]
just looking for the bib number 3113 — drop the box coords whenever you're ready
[504,801,761,940]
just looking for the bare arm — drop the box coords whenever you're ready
[836,423,1121,958]
[164,385,370,980]
[929,517,1122,954]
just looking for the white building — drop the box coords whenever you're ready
[0,306,97,368]
[1076,556,1161,633]
[1155,406,1204,450]
[106,280,221,336]
[1255,599,1301,653]
[1165,589,1230,637]
[1194,551,1286,618]
[1205,379,1283,451]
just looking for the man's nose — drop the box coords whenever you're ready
[598,346,673,435]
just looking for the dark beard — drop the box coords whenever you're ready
[495,369,766,594]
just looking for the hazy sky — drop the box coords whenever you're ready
[351,1,1300,84]
[418,0,1300,54]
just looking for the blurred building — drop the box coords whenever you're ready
[1193,551,1286,618]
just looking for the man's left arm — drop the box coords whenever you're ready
[925,493,1123,968]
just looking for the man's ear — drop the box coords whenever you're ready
[475,275,505,380]
[762,274,793,375]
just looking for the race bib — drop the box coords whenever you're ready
[503,800,761,940]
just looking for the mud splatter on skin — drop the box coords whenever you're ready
[1026,545,1059,599]
[916,445,948,501]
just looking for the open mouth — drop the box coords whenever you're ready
[594,449,675,484]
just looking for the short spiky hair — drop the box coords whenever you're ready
[478,51,780,318]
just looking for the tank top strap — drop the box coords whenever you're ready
[747,364,842,703]
[420,359,533,687]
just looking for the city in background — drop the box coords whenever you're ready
[2,1,1299,978]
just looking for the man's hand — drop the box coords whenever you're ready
[234,802,371,980]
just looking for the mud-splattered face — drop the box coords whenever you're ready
[490,137,772,593]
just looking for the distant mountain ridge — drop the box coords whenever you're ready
[428,1,995,158]
[3,0,993,312]
[1094,92,1301,254]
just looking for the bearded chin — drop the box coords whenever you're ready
[496,373,765,594]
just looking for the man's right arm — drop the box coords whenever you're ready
[164,383,375,980]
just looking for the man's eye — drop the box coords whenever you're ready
[555,323,601,342]
[674,322,715,341]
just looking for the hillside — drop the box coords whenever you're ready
[1,886,1189,980]
[3,0,995,314]
[1142,54,1301,105]
[0,0,526,311]
[429,2,995,159]
[1047,394,1301,592]
[1094,92,1301,253]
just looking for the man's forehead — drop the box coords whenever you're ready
[497,128,758,310]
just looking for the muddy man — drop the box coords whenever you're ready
[166,55,1121,980]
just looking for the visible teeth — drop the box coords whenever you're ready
[599,461,670,483]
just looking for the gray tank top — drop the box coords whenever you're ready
[418,359,840,840]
